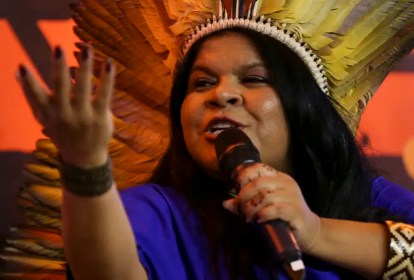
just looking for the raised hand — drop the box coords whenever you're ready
[17,45,115,168]
[222,163,321,253]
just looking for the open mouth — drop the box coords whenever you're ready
[208,121,239,134]
[205,118,245,135]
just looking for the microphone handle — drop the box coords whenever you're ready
[258,219,302,266]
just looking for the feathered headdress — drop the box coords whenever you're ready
[1,0,413,278]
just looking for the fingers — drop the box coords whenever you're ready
[95,58,115,111]
[74,45,94,108]
[243,190,287,223]
[17,64,49,123]
[224,188,293,223]
[222,163,300,223]
[252,203,291,224]
[239,186,283,222]
[222,198,239,214]
[52,46,71,111]
[237,163,279,187]
[17,44,114,125]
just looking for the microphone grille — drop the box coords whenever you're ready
[215,128,253,159]
[215,128,261,178]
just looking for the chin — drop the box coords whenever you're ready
[194,157,226,181]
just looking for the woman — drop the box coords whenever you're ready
[16,1,414,280]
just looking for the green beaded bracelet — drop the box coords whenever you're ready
[59,157,114,197]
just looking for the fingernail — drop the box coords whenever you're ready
[81,46,88,61]
[18,64,27,78]
[105,59,112,73]
[54,46,62,59]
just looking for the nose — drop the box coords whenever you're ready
[206,78,243,108]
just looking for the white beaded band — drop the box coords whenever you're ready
[383,221,414,279]
[182,16,329,95]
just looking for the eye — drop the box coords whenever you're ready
[241,75,268,85]
[190,78,217,91]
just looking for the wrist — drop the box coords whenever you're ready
[59,156,114,197]
[59,152,109,169]
[301,215,323,255]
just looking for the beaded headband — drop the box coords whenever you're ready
[182,15,330,95]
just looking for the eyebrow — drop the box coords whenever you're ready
[190,62,266,76]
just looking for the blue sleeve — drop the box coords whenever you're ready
[119,184,223,280]
[120,185,189,280]
[371,177,414,223]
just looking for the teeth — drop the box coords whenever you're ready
[209,121,237,133]
[212,122,234,129]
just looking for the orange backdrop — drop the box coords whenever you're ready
[1,17,414,188]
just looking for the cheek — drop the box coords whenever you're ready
[255,94,286,134]
[253,94,290,169]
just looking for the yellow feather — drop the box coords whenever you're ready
[323,1,402,63]
[264,0,315,23]
[35,139,57,156]
[257,0,285,15]
[110,140,158,173]
[24,185,62,211]
[0,255,65,271]
[24,164,60,182]
[118,0,175,54]
[111,89,169,129]
[8,228,63,250]
[5,239,63,260]
[113,117,168,156]
[20,209,62,231]
[22,170,60,187]
[18,198,60,219]
[0,272,65,280]
[113,67,170,110]
[304,0,357,49]
[168,0,215,35]
[32,151,58,167]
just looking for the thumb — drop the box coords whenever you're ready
[222,198,239,214]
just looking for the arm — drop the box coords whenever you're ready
[63,184,147,280]
[223,163,392,279]
[17,45,147,280]
[307,218,389,280]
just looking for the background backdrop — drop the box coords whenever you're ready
[1,0,414,243]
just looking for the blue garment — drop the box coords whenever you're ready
[371,177,414,222]
[120,177,414,280]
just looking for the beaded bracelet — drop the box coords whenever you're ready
[382,221,414,279]
[59,157,114,197]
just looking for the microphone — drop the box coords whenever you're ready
[215,128,305,279]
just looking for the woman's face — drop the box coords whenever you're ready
[180,33,290,178]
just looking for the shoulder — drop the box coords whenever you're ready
[120,183,184,209]
[371,176,414,223]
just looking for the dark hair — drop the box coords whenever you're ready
[149,27,388,279]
